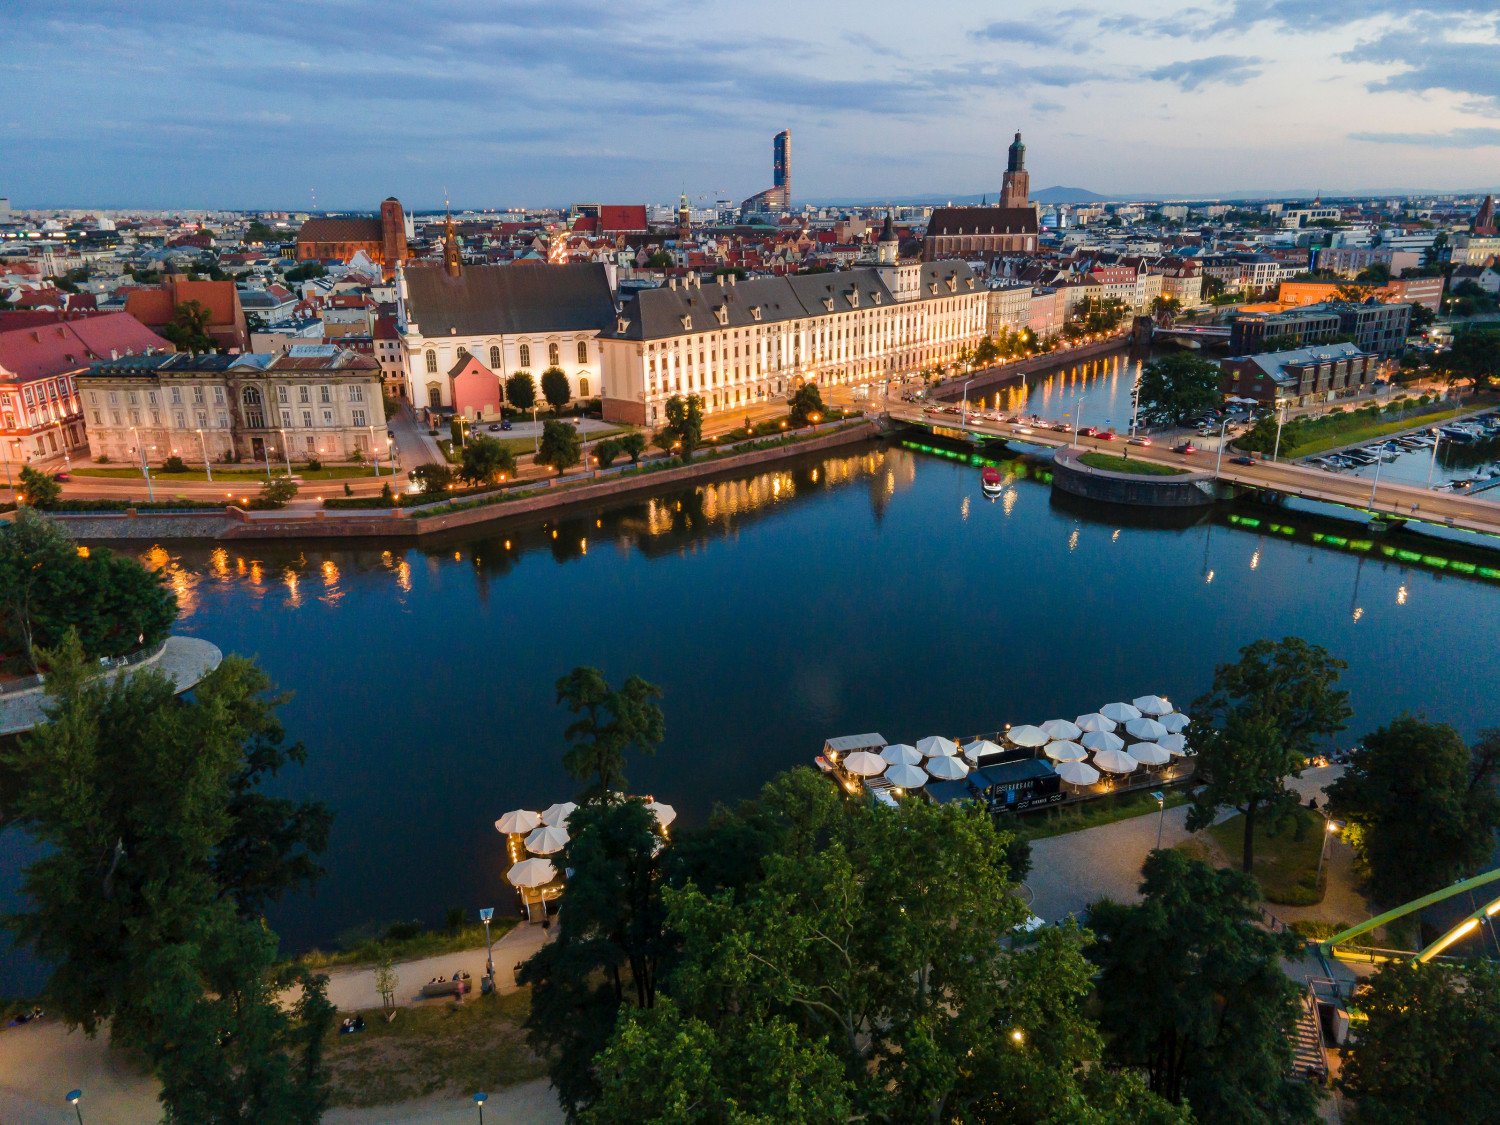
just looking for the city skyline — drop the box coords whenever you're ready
[5,0,1500,209]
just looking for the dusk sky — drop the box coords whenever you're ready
[6,0,1499,210]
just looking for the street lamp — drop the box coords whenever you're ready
[261,441,273,482]
[1271,403,1288,462]
[129,427,155,502]
[1213,415,1231,478]
[1315,819,1339,888]
[479,906,495,983]
[1368,445,1386,508]
[277,429,292,476]
[961,377,974,427]
[473,1091,488,1124]
[66,1089,83,1125]
[1426,427,1444,487]
[532,405,540,455]
[1069,395,1090,447]
[1152,790,1166,850]
[196,428,212,481]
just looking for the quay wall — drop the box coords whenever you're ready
[930,336,1132,402]
[1050,447,1217,509]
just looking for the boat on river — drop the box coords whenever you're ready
[981,466,1004,498]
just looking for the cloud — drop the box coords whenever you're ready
[972,20,1063,47]
[1144,55,1263,90]
[1344,29,1500,107]
[1349,126,1500,146]
[1098,8,1220,39]
[1225,0,1496,27]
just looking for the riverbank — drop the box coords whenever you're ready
[930,334,1132,402]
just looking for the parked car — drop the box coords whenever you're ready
[1172,442,1198,455]
[1230,455,1256,466]
[500,419,513,431]
[1051,422,1070,432]
[1080,426,1099,438]
[1096,431,1117,442]
[488,423,501,432]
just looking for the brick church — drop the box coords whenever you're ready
[922,132,1039,261]
[295,197,409,279]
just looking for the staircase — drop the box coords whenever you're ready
[1289,986,1328,1083]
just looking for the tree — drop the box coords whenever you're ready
[1338,960,1500,1123]
[1065,295,1130,339]
[787,383,825,427]
[252,476,299,509]
[541,367,572,413]
[160,299,218,354]
[1326,716,1500,905]
[1186,637,1351,872]
[1137,352,1223,428]
[1355,262,1391,284]
[375,954,399,1021]
[644,250,674,269]
[658,394,704,461]
[457,435,516,486]
[538,419,582,476]
[1150,295,1182,324]
[243,220,278,244]
[554,667,665,800]
[973,335,1001,365]
[1089,849,1318,1124]
[617,431,647,464]
[506,371,537,412]
[17,464,61,509]
[409,463,453,495]
[593,438,622,468]
[1444,328,1500,392]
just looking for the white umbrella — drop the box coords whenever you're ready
[506,858,557,888]
[1044,740,1087,762]
[1129,741,1172,767]
[646,801,677,828]
[1007,724,1049,748]
[1054,760,1100,787]
[916,735,959,758]
[1100,702,1142,723]
[1074,712,1116,733]
[884,762,928,788]
[963,739,1003,763]
[1159,712,1190,734]
[925,755,970,781]
[1092,748,1140,775]
[540,801,578,827]
[1081,729,1125,754]
[495,809,541,835]
[1126,716,1168,741]
[882,743,922,766]
[524,824,569,855]
[1040,718,1082,741]
[1158,732,1190,756]
[1132,694,1173,716]
[843,751,887,777]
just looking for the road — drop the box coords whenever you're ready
[890,403,1500,537]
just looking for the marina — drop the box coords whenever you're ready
[1306,409,1500,494]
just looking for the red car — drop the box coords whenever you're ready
[1172,442,1198,455]
[1096,431,1117,442]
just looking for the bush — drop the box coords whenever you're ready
[18,465,61,510]
[160,455,189,473]
[409,463,453,495]
[619,431,647,464]
[303,456,322,472]
[383,920,424,943]
[250,476,299,509]
[594,438,622,468]
[95,454,110,464]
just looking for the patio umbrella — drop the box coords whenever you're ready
[916,735,959,758]
[1132,694,1173,716]
[1040,718,1082,741]
[1126,716,1168,740]
[963,739,1003,763]
[506,858,557,888]
[1044,739,1087,762]
[1159,712,1190,734]
[540,801,578,827]
[1054,760,1100,787]
[524,824,569,855]
[926,755,970,781]
[884,762,927,789]
[882,743,923,766]
[1074,712,1116,733]
[842,750,887,777]
[1158,733,1190,756]
[1081,729,1125,754]
[1129,741,1172,767]
[495,809,541,835]
[1099,702,1142,723]
[647,801,677,828]
[1007,724,1049,748]
[1092,748,1140,775]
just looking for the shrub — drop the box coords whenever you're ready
[618,431,647,464]
[160,455,189,473]
[250,476,299,509]
[383,920,423,942]
[594,438,622,468]
[18,465,62,510]
[95,454,110,464]
[409,463,453,495]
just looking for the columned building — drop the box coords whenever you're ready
[923,131,1039,260]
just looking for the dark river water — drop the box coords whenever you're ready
[4,352,1500,993]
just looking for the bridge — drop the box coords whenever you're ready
[886,402,1500,539]
[1152,323,1233,347]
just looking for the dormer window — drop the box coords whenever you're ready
[847,291,860,308]
[617,316,630,334]
[822,297,834,312]
[680,315,692,331]
[873,292,882,305]
[929,282,938,295]
[714,305,729,326]
[946,277,957,292]
[750,306,762,321]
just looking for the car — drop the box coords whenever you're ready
[1051,422,1070,432]
[1172,442,1198,455]
[487,423,501,432]
[1126,436,1152,446]
[1230,455,1256,466]
[1095,431,1117,441]
[500,419,513,431]
[1080,426,1099,438]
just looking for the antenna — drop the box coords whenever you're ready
[310,186,317,211]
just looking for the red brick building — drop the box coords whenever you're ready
[295,197,409,279]
[124,275,250,352]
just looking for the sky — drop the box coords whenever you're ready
[4,0,1499,210]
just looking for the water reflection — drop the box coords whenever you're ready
[980,350,1140,433]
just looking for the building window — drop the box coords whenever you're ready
[196,410,207,428]
[322,409,333,425]
[576,340,588,363]
[213,387,225,404]
[298,385,310,403]
[457,346,469,360]
[281,410,291,427]
[169,387,182,405]
[320,385,331,403]
[425,349,437,373]
[519,343,531,367]
[578,376,589,397]
[548,343,560,366]
[489,345,502,367]
[302,410,312,428]
[277,386,288,404]
[350,385,363,402]
[353,409,366,426]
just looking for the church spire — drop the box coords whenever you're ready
[1001,128,1030,209]
[1007,130,1025,174]
[442,204,462,277]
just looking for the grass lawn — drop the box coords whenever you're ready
[323,987,546,1108]
[1078,452,1186,476]
[1011,788,1192,843]
[297,921,517,971]
[73,465,379,481]
[1205,805,1326,905]
[1285,400,1496,459]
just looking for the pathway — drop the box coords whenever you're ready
[389,403,446,472]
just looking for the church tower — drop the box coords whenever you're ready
[442,211,462,278]
[1001,131,1029,209]
[677,193,692,242]
[379,197,407,278]
[1475,194,1497,236]
[877,211,899,266]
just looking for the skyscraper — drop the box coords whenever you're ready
[773,129,791,210]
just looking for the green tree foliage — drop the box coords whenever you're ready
[18,464,61,509]
[160,299,219,354]
[0,510,177,671]
[1089,850,1317,1123]
[593,438,622,468]
[283,261,326,284]
[538,419,583,475]
[1150,295,1183,324]
[1187,637,1351,872]
[0,638,331,1069]
[541,367,572,412]
[1064,296,1130,339]
[506,371,538,412]
[644,250,674,269]
[409,462,453,495]
[1338,960,1500,1123]
[973,335,1001,365]
[243,220,278,243]
[457,435,517,486]
[617,431,647,464]
[1137,352,1224,427]
[1443,328,1500,391]
[657,394,704,461]
[787,383,825,427]
[554,666,665,799]
[252,476,299,509]
[1326,717,1500,905]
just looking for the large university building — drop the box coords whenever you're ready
[923,132,1039,261]
[80,344,384,466]
[598,221,986,425]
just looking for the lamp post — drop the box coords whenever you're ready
[262,441,273,482]
[1070,395,1089,448]
[387,434,396,482]
[961,377,974,428]
[532,405,539,455]
[1426,427,1443,487]
[278,429,292,475]
[1271,404,1288,463]
[129,427,155,502]
[1315,819,1339,888]
[66,1089,83,1125]
[1368,445,1386,508]
[1129,364,1142,436]
[1152,790,1166,850]
[479,906,496,983]
[1213,415,1231,478]
[473,1092,488,1124]
[196,428,212,481]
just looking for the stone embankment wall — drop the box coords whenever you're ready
[1050,448,1217,508]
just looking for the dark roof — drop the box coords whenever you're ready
[403,262,615,336]
[296,217,383,244]
[81,345,376,380]
[925,206,1039,237]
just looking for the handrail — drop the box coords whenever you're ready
[1318,867,1500,963]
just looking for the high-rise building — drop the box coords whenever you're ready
[739,130,791,217]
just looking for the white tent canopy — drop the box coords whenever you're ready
[1074,713,1117,733]
[495,809,542,836]
[926,755,970,781]
[1158,733,1190,756]
[647,801,677,827]
[1040,718,1082,741]
[884,762,928,788]
[524,824,569,855]
[540,802,578,827]
[1159,712,1190,734]
[1054,760,1101,787]
[1132,694,1173,716]
[842,751,887,777]
[881,743,923,766]
[1092,748,1140,775]
[916,735,960,758]
[963,739,1004,763]
[1125,716,1168,741]
[1129,742,1172,767]
[1081,729,1125,754]
[506,858,557,888]
[1007,724,1049,748]
[1100,702,1142,723]
[1044,740,1088,763]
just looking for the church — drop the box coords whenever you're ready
[922,132,1040,261]
[294,197,410,280]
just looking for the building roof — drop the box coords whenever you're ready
[124,278,242,329]
[1231,342,1369,385]
[0,313,173,382]
[402,261,615,337]
[296,217,384,245]
[80,344,377,380]
[925,206,1039,237]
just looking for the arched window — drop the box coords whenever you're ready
[576,340,588,364]
[518,343,531,368]
[456,345,469,360]
[489,345,502,368]
[578,376,590,397]
[425,349,437,373]
[548,342,560,366]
